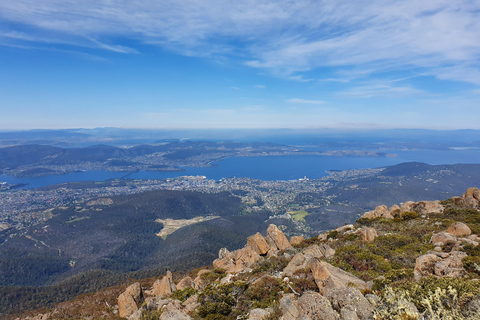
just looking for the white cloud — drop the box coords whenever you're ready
[1,0,479,84]
[287,98,324,104]
[340,83,424,98]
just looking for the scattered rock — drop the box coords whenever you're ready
[310,260,368,293]
[181,295,199,314]
[118,282,143,319]
[153,271,177,297]
[176,276,194,290]
[414,251,467,281]
[213,244,261,273]
[357,227,378,243]
[446,222,472,237]
[362,206,393,219]
[430,231,457,246]
[159,309,191,320]
[290,236,305,246]
[336,224,355,233]
[280,294,300,320]
[324,287,374,320]
[266,224,292,251]
[248,308,272,320]
[247,232,271,255]
[304,243,335,259]
[297,291,339,320]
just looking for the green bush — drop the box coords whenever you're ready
[169,287,197,302]
[251,256,289,274]
[401,211,418,220]
[327,230,339,239]
[244,277,286,308]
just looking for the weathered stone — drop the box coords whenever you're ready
[414,254,442,281]
[310,260,368,294]
[247,233,271,255]
[218,247,230,259]
[357,227,378,243]
[176,276,194,290]
[124,282,142,304]
[213,249,236,273]
[430,231,456,245]
[388,205,401,216]
[446,222,472,237]
[233,245,261,272]
[362,206,393,219]
[340,305,360,320]
[459,237,479,247]
[290,236,305,246]
[280,294,300,320]
[400,201,415,214]
[118,292,138,319]
[325,287,374,320]
[181,294,199,313]
[248,308,272,320]
[301,243,335,259]
[318,233,328,241]
[118,282,143,319]
[434,251,467,277]
[422,201,444,214]
[153,271,177,297]
[159,309,191,320]
[297,291,339,320]
[266,224,292,251]
[464,187,480,201]
[284,253,308,277]
[336,224,355,233]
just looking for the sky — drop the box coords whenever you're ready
[1,0,480,130]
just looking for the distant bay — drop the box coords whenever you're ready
[1,148,479,189]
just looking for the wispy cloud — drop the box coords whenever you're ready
[255,85,266,89]
[287,98,324,104]
[340,83,424,98]
[1,0,479,85]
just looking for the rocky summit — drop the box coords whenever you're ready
[15,187,480,320]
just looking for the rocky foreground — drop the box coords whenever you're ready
[17,188,480,320]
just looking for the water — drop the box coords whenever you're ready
[1,148,479,189]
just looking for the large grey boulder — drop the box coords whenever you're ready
[324,287,374,320]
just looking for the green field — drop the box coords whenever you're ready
[287,210,310,222]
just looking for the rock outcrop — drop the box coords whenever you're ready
[266,224,292,251]
[446,222,472,237]
[310,260,369,294]
[118,282,143,318]
[325,287,374,320]
[247,232,271,255]
[357,227,378,243]
[414,251,467,281]
[153,271,177,297]
[279,292,339,320]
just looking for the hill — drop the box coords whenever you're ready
[9,187,480,319]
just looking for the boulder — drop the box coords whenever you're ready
[118,282,143,318]
[400,201,415,214]
[153,271,177,297]
[247,233,271,255]
[336,224,355,233]
[176,276,194,290]
[464,187,480,201]
[181,294,199,314]
[118,292,138,319]
[233,245,261,272]
[159,309,191,320]
[284,253,309,277]
[266,224,292,251]
[304,243,335,259]
[318,233,328,241]
[430,231,457,246]
[309,260,368,294]
[248,308,272,320]
[340,305,359,320]
[357,227,378,243]
[297,291,339,320]
[446,222,472,237]
[388,205,401,217]
[362,206,393,219]
[280,294,300,320]
[193,269,210,290]
[414,252,467,281]
[324,287,374,320]
[414,254,442,281]
[421,201,444,214]
[434,251,467,277]
[290,236,305,246]
[464,196,479,207]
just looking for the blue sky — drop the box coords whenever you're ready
[1,0,479,130]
